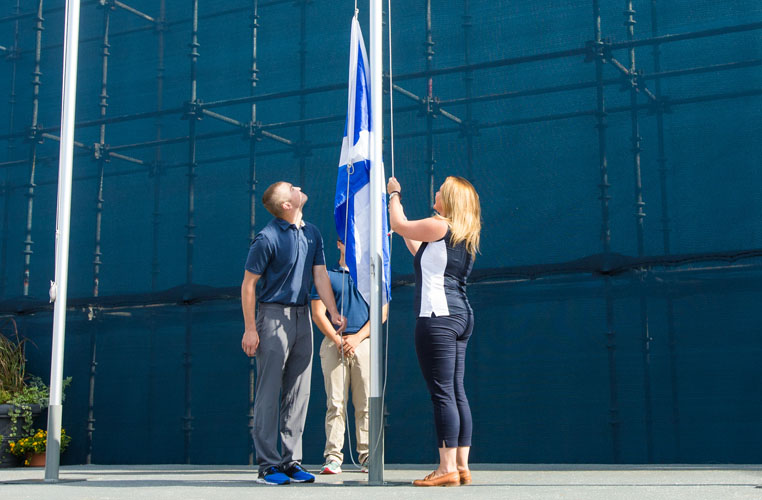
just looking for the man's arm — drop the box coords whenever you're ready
[241,270,261,357]
[311,299,344,354]
[343,303,389,356]
[313,265,347,334]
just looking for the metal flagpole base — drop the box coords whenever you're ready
[368,396,384,485]
[44,404,62,481]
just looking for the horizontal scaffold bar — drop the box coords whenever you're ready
[2,250,761,317]
[1,87,758,176]
[0,54,755,145]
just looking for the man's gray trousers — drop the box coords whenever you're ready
[252,303,313,472]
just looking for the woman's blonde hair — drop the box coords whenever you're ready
[437,176,481,257]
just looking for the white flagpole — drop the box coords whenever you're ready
[45,0,81,482]
[368,0,385,485]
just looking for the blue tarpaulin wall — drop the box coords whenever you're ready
[0,0,761,464]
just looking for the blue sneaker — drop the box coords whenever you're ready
[284,463,315,483]
[256,466,290,485]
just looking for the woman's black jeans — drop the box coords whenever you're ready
[414,312,474,448]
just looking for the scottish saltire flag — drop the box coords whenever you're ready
[334,17,391,304]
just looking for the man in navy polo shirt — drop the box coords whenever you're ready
[241,181,346,486]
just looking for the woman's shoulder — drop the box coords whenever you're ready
[429,215,450,240]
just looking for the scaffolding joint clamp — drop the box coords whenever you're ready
[154,18,169,34]
[647,95,672,115]
[98,0,116,10]
[149,161,164,178]
[619,67,644,92]
[4,46,21,62]
[246,121,264,141]
[584,38,612,63]
[86,306,100,321]
[93,142,110,161]
[459,119,480,138]
[26,125,44,144]
[419,95,441,117]
[293,139,313,159]
[182,100,204,120]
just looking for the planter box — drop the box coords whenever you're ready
[0,404,42,468]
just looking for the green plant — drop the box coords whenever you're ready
[0,319,72,445]
[0,319,27,398]
[8,428,71,465]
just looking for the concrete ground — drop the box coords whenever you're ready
[1,464,761,500]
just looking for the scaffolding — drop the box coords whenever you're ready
[1,0,761,465]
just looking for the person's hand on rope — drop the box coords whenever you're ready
[342,334,362,357]
[329,310,347,336]
[387,176,401,196]
[241,328,260,357]
[332,333,344,355]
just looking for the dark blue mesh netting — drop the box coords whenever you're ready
[1,0,761,464]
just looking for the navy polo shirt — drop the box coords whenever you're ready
[245,218,326,306]
[310,267,369,334]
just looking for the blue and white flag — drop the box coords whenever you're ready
[334,17,391,305]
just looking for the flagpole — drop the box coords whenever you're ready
[368,0,385,485]
[45,0,81,482]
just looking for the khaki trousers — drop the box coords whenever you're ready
[319,334,370,465]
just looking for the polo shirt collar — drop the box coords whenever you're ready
[274,217,305,230]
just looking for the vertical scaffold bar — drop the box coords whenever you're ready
[624,0,653,463]
[152,0,166,291]
[462,0,474,178]
[93,1,110,298]
[0,180,8,298]
[592,0,620,463]
[625,5,645,257]
[86,0,114,465]
[297,0,308,187]
[148,0,167,461]
[22,0,45,297]
[247,0,260,467]
[6,0,21,161]
[0,0,18,298]
[424,0,435,209]
[2,2,22,292]
[183,0,201,464]
[650,0,681,461]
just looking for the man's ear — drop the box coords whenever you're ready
[281,201,292,211]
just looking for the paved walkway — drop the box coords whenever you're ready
[1,464,761,500]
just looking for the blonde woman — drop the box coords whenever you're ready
[387,175,481,487]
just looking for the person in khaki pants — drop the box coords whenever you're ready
[310,238,388,474]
